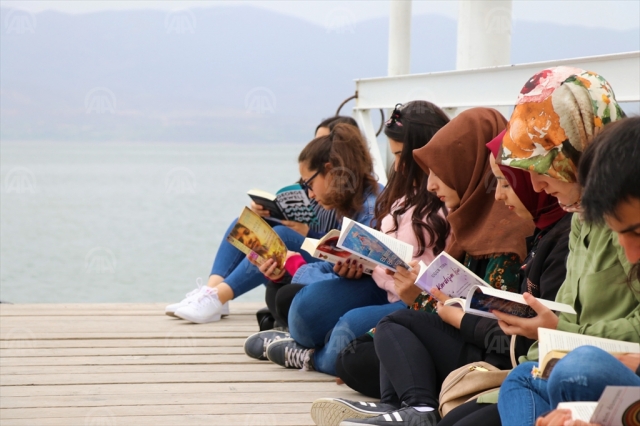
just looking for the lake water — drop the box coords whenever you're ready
[0,141,303,304]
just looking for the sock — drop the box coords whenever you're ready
[412,406,435,412]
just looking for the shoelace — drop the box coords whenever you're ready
[284,346,309,369]
[193,290,219,310]
[184,283,204,300]
[262,335,286,358]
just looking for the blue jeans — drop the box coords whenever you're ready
[288,275,405,375]
[210,219,319,299]
[498,346,640,426]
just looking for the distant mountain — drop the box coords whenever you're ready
[1,6,638,143]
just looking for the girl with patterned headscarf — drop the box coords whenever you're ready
[490,67,640,426]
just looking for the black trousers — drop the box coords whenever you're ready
[264,282,304,328]
[438,400,501,426]
[374,309,484,408]
[336,334,384,400]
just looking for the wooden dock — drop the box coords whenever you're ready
[0,303,372,425]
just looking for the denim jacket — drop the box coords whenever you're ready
[292,183,382,285]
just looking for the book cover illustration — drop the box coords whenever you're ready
[226,207,287,275]
[339,222,410,271]
[415,252,488,297]
[275,184,318,225]
[468,289,537,318]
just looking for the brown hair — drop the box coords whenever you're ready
[298,123,378,219]
[375,101,451,256]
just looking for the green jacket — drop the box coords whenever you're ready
[480,214,640,404]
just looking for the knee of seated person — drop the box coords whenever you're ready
[503,362,538,386]
[548,346,611,386]
[375,308,413,331]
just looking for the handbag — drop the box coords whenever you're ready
[438,361,509,417]
[438,336,518,417]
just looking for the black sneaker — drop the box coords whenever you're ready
[243,330,290,360]
[310,398,398,426]
[340,407,440,426]
[265,338,314,369]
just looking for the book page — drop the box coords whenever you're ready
[301,231,376,274]
[477,286,576,315]
[591,386,640,426]
[557,402,598,422]
[414,252,488,297]
[337,218,411,271]
[226,207,287,274]
[538,328,640,366]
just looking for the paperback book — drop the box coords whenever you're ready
[225,207,287,275]
[301,230,377,274]
[247,183,318,225]
[558,386,640,426]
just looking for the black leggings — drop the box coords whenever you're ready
[264,282,304,327]
[336,334,383,399]
[438,400,501,426]
[374,309,485,408]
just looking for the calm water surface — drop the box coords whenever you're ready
[0,141,302,303]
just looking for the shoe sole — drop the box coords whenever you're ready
[166,302,229,319]
[310,399,379,426]
[173,311,222,324]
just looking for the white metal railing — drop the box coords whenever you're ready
[353,51,640,182]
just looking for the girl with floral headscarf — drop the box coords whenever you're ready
[486,67,639,426]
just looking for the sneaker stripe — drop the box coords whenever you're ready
[392,411,402,421]
[383,414,392,421]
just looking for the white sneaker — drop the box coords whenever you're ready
[166,285,230,318]
[173,287,227,323]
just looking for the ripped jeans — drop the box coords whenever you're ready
[498,346,640,426]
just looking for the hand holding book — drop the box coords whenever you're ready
[492,292,560,340]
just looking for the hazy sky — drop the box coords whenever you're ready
[2,0,639,30]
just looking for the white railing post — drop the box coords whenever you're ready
[388,0,412,77]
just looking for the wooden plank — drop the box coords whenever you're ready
[0,346,246,357]
[0,354,263,366]
[0,337,248,349]
[1,370,335,386]
[1,363,309,375]
[0,381,350,397]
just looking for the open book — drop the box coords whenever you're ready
[414,252,576,320]
[247,184,318,225]
[301,230,377,274]
[336,218,414,272]
[558,386,640,426]
[537,328,640,379]
[226,207,287,275]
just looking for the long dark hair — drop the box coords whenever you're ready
[374,101,451,256]
[298,123,378,219]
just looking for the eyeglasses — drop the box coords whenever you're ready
[301,170,320,191]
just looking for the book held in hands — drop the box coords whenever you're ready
[414,252,576,320]
[247,183,318,225]
[558,386,640,426]
[226,207,287,275]
[301,218,414,273]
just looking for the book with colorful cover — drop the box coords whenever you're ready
[336,218,414,272]
[247,183,318,225]
[414,251,489,297]
[301,230,377,274]
[558,386,640,426]
[225,207,287,275]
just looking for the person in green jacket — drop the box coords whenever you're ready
[492,69,640,426]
